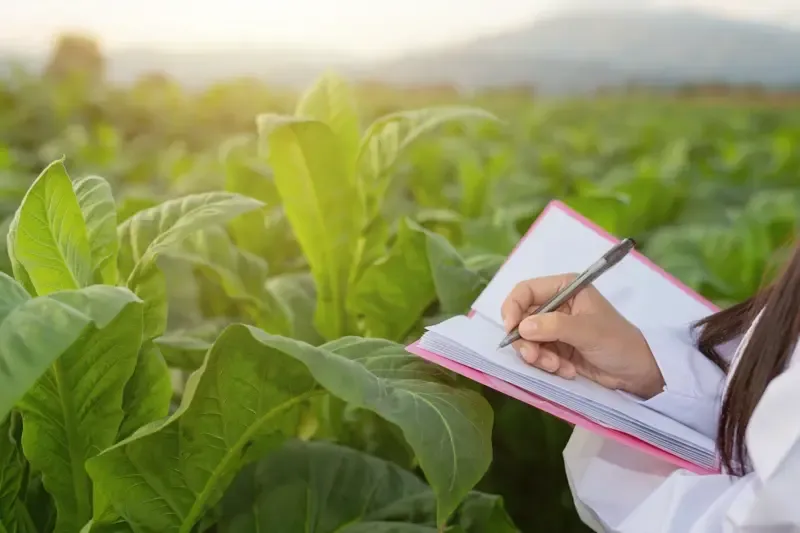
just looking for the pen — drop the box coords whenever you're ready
[497,237,636,349]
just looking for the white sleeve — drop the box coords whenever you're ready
[563,338,800,533]
[632,323,738,438]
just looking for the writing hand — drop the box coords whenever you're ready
[500,273,665,399]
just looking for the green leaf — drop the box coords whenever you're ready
[0,215,13,277]
[265,272,324,345]
[125,262,167,342]
[349,219,485,340]
[425,230,487,316]
[15,286,144,533]
[7,159,93,295]
[22,474,56,533]
[118,192,264,339]
[79,519,134,533]
[257,116,364,339]
[118,340,172,440]
[118,192,265,273]
[87,328,492,531]
[154,334,211,371]
[0,272,30,324]
[449,492,519,533]
[358,107,498,217]
[295,71,361,173]
[74,175,119,284]
[221,137,277,260]
[219,440,516,533]
[0,413,34,533]
[311,336,493,525]
[173,227,291,336]
[86,325,320,533]
[218,439,433,532]
[0,284,136,420]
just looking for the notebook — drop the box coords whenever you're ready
[406,200,721,475]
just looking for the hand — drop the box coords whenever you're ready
[500,273,665,399]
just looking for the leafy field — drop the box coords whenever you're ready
[1,62,799,533]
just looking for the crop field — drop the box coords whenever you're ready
[1,59,799,533]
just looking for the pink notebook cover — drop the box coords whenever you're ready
[406,199,720,475]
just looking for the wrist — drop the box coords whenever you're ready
[622,329,666,399]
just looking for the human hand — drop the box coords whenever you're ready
[500,274,665,399]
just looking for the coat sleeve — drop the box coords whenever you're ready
[631,322,734,438]
[563,324,800,533]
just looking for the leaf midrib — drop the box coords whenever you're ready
[20,189,82,291]
[178,389,322,533]
[54,357,92,528]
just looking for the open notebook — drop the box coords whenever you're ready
[407,200,721,475]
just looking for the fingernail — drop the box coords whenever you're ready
[503,317,511,331]
[541,353,556,371]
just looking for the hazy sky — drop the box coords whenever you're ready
[1,0,798,58]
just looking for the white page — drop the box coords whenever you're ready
[424,314,715,453]
[471,205,714,330]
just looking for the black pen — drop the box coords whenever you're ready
[497,238,636,349]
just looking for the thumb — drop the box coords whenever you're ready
[517,312,598,350]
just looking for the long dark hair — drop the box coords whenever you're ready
[694,242,800,476]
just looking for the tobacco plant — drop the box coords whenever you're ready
[0,158,516,532]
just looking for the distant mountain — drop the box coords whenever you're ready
[3,8,800,95]
[369,8,800,93]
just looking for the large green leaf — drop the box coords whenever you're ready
[0,283,137,420]
[85,325,320,533]
[219,439,517,533]
[117,192,264,339]
[295,71,361,173]
[257,115,364,339]
[15,286,144,533]
[118,192,265,274]
[349,219,486,341]
[312,336,493,525]
[7,159,93,295]
[357,107,498,218]
[87,327,492,531]
[73,175,119,285]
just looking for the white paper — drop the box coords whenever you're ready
[471,206,715,329]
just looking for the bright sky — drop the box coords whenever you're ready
[1,0,798,58]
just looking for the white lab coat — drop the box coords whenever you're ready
[563,311,800,532]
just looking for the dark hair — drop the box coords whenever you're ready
[694,242,800,476]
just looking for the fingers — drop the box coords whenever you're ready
[514,340,577,379]
[500,274,578,331]
[517,311,594,350]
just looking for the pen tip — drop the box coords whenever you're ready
[497,334,514,349]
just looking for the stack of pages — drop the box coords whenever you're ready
[407,200,720,474]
